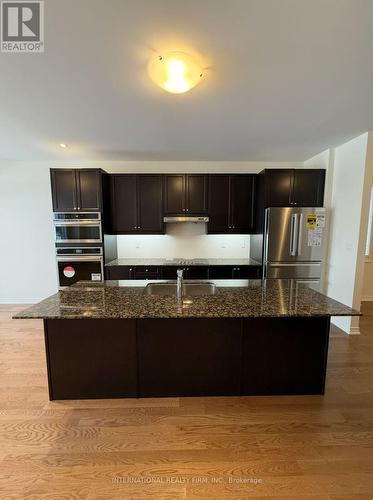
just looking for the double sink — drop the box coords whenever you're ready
[144,282,216,296]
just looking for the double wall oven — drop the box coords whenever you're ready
[54,213,104,288]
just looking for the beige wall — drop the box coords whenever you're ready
[362,137,373,300]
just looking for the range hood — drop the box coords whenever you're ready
[163,216,209,223]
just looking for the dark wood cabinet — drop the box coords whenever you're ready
[208,265,261,279]
[207,175,230,232]
[292,169,325,207]
[208,174,255,233]
[263,169,325,208]
[161,266,209,280]
[109,175,137,233]
[105,266,134,280]
[109,175,164,234]
[50,168,103,212]
[137,175,164,233]
[164,174,207,215]
[264,169,294,207]
[106,264,261,280]
[45,319,137,399]
[137,319,242,397]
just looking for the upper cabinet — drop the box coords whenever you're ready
[109,174,164,234]
[164,174,208,215]
[50,169,103,212]
[208,174,255,234]
[263,169,325,207]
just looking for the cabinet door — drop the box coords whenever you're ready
[187,266,209,279]
[109,175,137,233]
[164,175,185,214]
[132,266,160,280]
[235,266,261,279]
[208,266,234,279]
[265,170,293,207]
[137,175,164,233]
[207,175,230,233]
[292,169,325,207]
[50,169,77,212]
[76,169,102,211]
[186,175,208,214]
[230,175,255,233]
[105,266,133,280]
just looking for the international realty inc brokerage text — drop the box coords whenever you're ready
[112,476,263,485]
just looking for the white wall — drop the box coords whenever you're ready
[117,223,250,259]
[324,133,372,334]
[0,162,57,303]
[0,160,302,303]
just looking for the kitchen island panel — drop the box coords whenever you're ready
[45,319,137,399]
[137,318,242,397]
[242,316,330,395]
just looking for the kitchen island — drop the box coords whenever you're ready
[14,279,359,400]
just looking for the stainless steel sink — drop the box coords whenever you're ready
[144,282,216,296]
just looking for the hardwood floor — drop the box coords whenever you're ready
[1,304,373,499]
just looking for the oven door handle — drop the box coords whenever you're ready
[54,220,101,226]
[57,256,103,262]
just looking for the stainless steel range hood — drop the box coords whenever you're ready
[163,216,209,223]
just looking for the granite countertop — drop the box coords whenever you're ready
[14,279,360,320]
[105,258,262,267]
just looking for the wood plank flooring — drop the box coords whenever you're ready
[1,304,373,499]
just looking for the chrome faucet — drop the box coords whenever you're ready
[176,268,183,301]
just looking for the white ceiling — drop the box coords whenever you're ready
[0,0,372,162]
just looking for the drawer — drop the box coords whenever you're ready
[105,266,133,280]
[208,266,234,279]
[233,266,261,279]
[133,266,160,280]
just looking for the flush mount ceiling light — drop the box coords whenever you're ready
[59,143,68,149]
[148,51,203,94]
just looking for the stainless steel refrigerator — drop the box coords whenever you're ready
[259,207,326,289]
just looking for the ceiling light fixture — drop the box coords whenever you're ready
[59,143,68,149]
[148,51,203,94]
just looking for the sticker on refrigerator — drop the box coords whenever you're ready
[91,273,102,281]
[316,215,325,228]
[306,215,317,229]
[308,227,322,247]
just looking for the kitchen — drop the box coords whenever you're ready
[1,0,373,498]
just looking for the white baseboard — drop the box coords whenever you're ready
[361,296,373,302]
[331,316,360,335]
[349,326,361,335]
[0,299,39,304]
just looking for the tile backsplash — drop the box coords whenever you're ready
[117,223,250,259]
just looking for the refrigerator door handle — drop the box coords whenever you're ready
[297,213,303,256]
[290,214,298,256]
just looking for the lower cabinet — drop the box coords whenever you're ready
[161,266,209,280]
[106,265,262,280]
[105,266,133,280]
